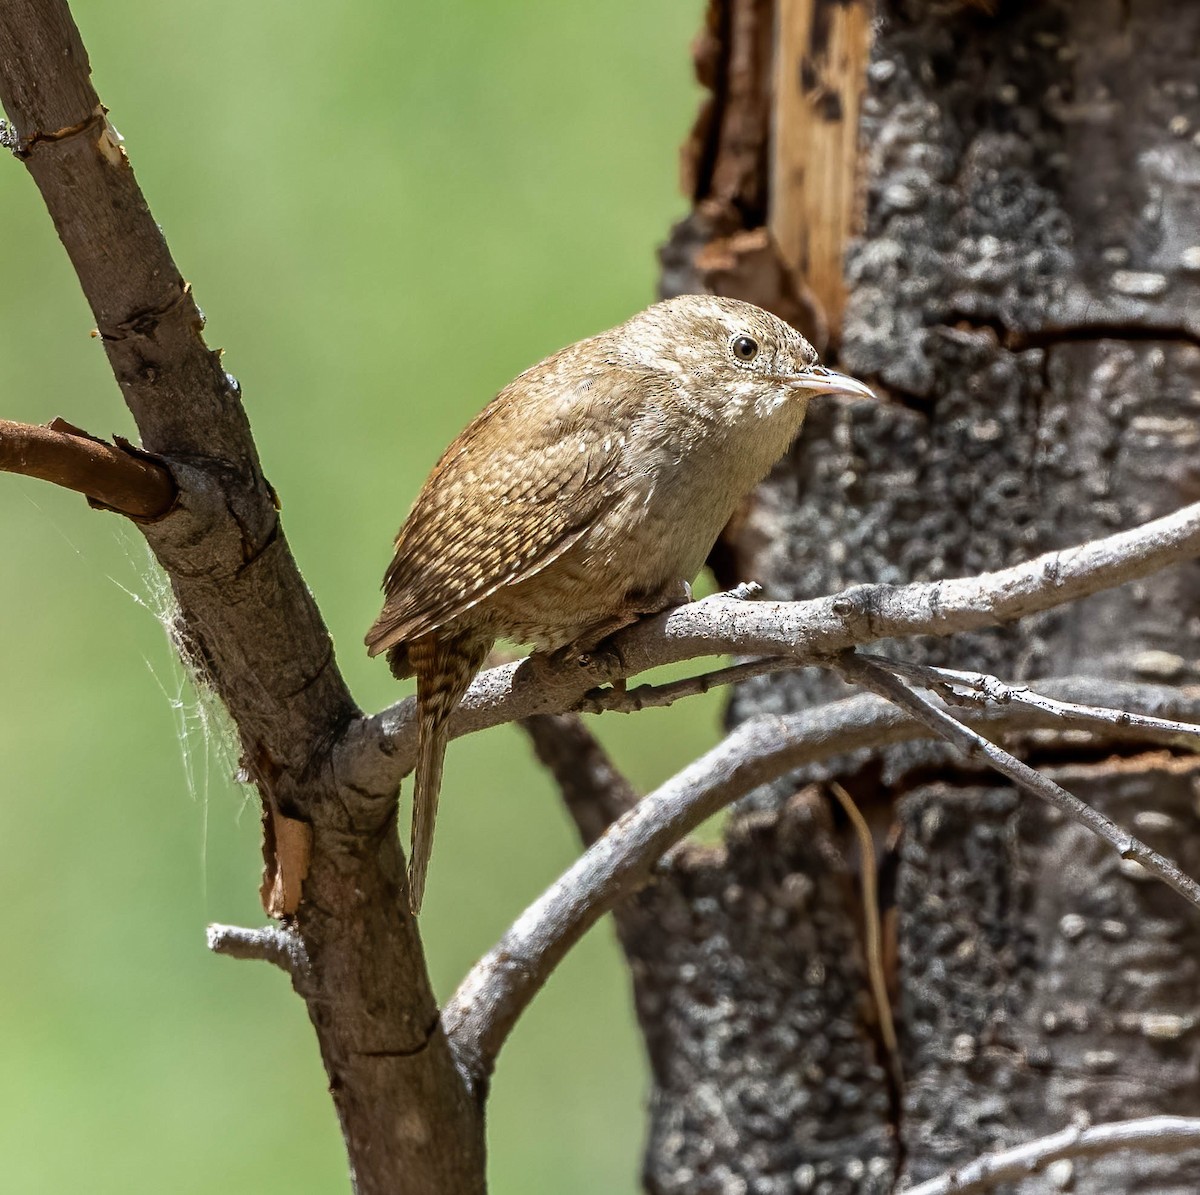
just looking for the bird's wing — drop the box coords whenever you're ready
[365,363,645,656]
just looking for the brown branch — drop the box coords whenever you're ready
[0,417,176,518]
[905,1116,1200,1195]
[443,676,1200,1082]
[1,4,481,1191]
[8,3,1200,1187]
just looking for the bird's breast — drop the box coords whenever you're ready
[476,420,794,649]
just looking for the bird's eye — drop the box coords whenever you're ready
[731,335,759,362]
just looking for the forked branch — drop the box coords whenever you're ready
[443,676,1200,1082]
[836,652,1200,909]
[8,1,1200,1186]
[0,3,481,1190]
[873,656,1200,749]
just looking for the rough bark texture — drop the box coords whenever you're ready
[525,714,897,1192]
[652,0,1200,1190]
[622,803,895,1195]
[0,4,485,1191]
[8,0,1200,1190]
[897,762,1200,1192]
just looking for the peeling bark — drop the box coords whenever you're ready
[650,0,1200,1190]
[7,0,1200,1189]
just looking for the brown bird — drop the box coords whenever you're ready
[366,294,873,911]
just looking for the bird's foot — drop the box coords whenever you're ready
[719,580,763,602]
[647,579,693,611]
[546,581,698,677]
[548,633,629,677]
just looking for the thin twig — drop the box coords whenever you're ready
[869,656,1200,749]
[905,1115,1200,1195]
[442,678,1200,1081]
[828,781,901,1089]
[343,500,1200,794]
[836,652,1200,911]
[206,923,309,978]
[576,656,798,715]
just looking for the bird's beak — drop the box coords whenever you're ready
[784,366,875,400]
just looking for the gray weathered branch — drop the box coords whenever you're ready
[871,656,1200,749]
[906,1116,1200,1195]
[443,676,1200,1082]
[576,656,798,715]
[207,923,309,977]
[342,499,1200,794]
[836,652,1200,909]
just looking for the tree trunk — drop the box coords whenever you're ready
[646,1,1200,1190]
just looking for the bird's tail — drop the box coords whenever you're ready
[407,631,490,913]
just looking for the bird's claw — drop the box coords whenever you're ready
[567,639,628,677]
[695,580,763,607]
[726,581,763,601]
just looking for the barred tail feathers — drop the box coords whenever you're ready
[407,631,491,913]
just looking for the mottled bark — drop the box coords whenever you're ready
[897,764,1200,1192]
[624,803,896,1194]
[651,0,1200,1190]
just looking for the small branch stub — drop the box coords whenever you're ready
[207,923,309,977]
[0,417,176,518]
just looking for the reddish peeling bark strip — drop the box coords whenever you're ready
[0,417,177,518]
[770,0,873,343]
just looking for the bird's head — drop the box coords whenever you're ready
[615,294,874,422]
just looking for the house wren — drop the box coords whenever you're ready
[366,294,873,911]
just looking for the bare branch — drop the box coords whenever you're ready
[344,500,1200,795]
[906,1116,1200,1195]
[443,676,1200,1081]
[0,417,177,518]
[869,656,1200,749]
[207,923,309,978]
[577,656,797,715]
[836,652,1200,911]
[0,4,483,1188]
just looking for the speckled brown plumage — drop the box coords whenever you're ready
[366,294,873,911]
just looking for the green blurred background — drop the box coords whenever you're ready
[0,1,716,1190]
